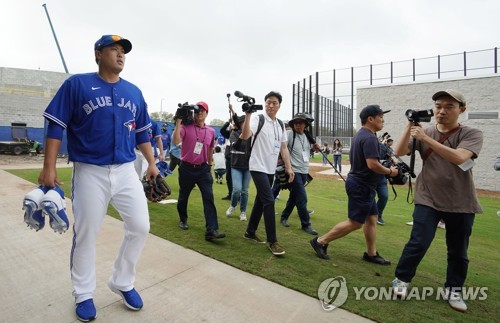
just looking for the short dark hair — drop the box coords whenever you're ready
[215,146,221,153]
[265,91,282,104]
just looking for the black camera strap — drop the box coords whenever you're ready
[251,114,284,150]
[422,125,462,162]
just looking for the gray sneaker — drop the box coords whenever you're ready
[244,231,266,244]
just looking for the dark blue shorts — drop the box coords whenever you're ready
[345,177,378,224]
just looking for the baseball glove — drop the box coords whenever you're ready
[142,176,171,202]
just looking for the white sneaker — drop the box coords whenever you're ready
[406,221,414,226]
[437,221,446,229]
[226,206,235,217]
[445,289,467,312]
[392,278,409,299]
[239,212,247,221]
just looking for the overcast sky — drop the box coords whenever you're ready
[1,0,499,123]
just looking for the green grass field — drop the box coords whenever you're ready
[10,167,499,323]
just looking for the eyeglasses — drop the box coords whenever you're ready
[194,109,206,114]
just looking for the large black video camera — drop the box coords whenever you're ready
[382,147,415,186]
[234,91,263,113]
[174,102,199,125]
[387,161,411,185]
[405,109,434,123]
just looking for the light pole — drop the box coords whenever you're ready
[160,99,166,117]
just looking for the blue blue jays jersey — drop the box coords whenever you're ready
[43,73,151,165]
[149,120,161,149]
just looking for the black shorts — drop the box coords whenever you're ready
[345,177,377,224]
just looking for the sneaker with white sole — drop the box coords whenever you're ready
[108,280,143,311]
[226,206,235,217]
[392,278,409,299]
[268,242,286,256]
[239,212,247,221]
[445,288,467,312]
[75,298,97,322]
[244,231,265,244]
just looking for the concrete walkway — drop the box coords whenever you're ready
[0,163,369,323]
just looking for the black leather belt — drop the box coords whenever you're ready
[181,161,206,168]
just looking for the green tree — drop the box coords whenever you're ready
[209,118,225,126]
[150,111,174,122]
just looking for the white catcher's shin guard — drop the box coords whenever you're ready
[41,186,69,234]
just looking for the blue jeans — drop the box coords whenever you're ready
[395,204,475,289]
[247,171,277,243]
[230,167,251,212]
[322,154,328,165]
[333,154,342,172]
[376,175,388,218]
[281,173,311,228]
[177,162,219,231]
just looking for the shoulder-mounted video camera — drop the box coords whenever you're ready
[234,90,263,113]
[175,102,198,125]
[405,109,434,123]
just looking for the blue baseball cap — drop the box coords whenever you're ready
[359,105,390,120]
[94,35,132,54]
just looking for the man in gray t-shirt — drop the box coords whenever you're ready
[279,113,320,234]
[392,89,483,313]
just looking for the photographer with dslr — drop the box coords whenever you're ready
[392,90,483,313]
[279,113,320,235]
[310,105,398,264]
[239,91,294,256]
[172,101,225,241]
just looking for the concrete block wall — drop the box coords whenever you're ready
[0,67,69,128]
[357,75,500,192]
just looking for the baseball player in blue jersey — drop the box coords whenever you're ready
[38,34,159,322]
[135,119,163,178]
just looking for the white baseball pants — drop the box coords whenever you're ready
[70,162,149,303]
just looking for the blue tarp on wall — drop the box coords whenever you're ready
[1,120,223,156]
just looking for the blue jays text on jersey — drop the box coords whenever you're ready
[82,96,138,117]
[43,73,152,165]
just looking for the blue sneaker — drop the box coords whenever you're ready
[377,217,385,225]
[109,281,143,310]
[75,299,96,322]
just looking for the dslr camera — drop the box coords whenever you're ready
[174,102,198,125]
[405,109,434,123]
[234,90,263,113]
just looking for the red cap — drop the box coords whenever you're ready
[196,101,209,112]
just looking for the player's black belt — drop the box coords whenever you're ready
[180,161,207,168]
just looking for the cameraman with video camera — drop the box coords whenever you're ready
[239,91,294,256]
[172,101,225,241]
[392,90,483,313]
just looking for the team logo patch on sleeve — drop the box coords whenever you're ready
[124,120,136,135]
